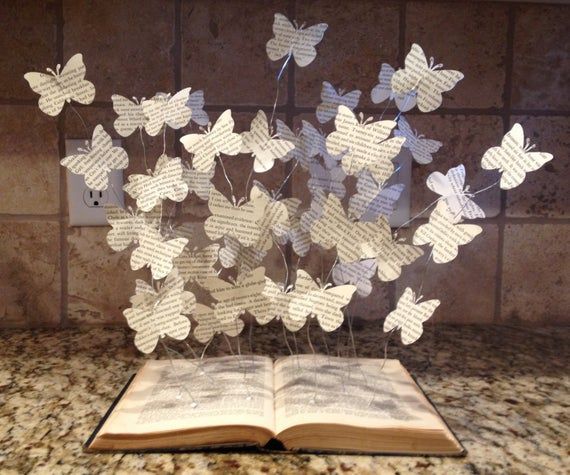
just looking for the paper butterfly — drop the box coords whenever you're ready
[256,278,305,332]
[348,171,405,221]
[310,193,380,263]
[123,154,189,212]
[192,303,245,344]
[370,63,416,112]
[288,270,356,332]
[316,81,361,124]
[413,201,482,264]
[218,235,267,275]
[266,13,328,67]
[24,53,95,116]
[395,116,442,165]
[426,164,485,221]
[275,119,325,169]
[384,287,440,345]
[392,43,464,113]
[241,110,295,173]
[249,183,291,250]
[327,105,405,185]
[142,88,193,136]
[130,225,188,280]
[332,259,377,297]
[174,244,220,285]
[307,160,346,199]
[124,269,195,353]
[182,162,215,201]
[203,267,269,324]
[481,123,554,190]
[362,217,424,281]
[61,124,128,190]
[274,198,312,257]
[186,90,209,126]
[105,204,146,252]
[180,109,242,172]
[111,95,147,137]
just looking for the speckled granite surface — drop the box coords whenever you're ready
[0,324,568,474]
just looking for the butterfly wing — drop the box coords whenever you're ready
[153,156,189,204]
[371,63,394,104]
[360,183,405,222]
[192,304,218,343]
[112,94,146,137]
[291,22,328,67]
[182,163,214,200]
[392,44,430,95]
[316,81,340,124]
[210,109,243,156]
[163,87,192,130]
[123,174,159,212]
[376,240,424,281]
[24,72,66,116]
[411,138,442,165]
[400,298,440,345]
[142,95,167,136]
[59,53,95,105]
[105,204,143,251]
[187,90,209,126]
[312,285,356,332]
[332,259,377,297]
[175,244,219,285]
[266,13,297,62]
[416,69,464,112]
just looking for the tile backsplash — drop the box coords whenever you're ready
[0,0,568,328]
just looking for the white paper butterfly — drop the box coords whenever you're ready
[180,109,243,172]
[186,90,209,126]
[266,13,328,67]
[370,63,416,112]
[130,225,189,280]
[111,95,147,137]
[241,110,295,173]
[174,244,220,286]
[327,106,405,186]
[395,116,442,165]
[61,124,128,190]
[316,81,361,124]
[275,119,325,169]
[348,171,405,221]
[142,88,193,136]
[123,154,189,212]
[24,53,95,116]
[481,123,554,190]
[256,278,306,332]
[384,287,440,345]
[288,270,356,332]
[392,44,464,113]
[182,162,215,201]
[413,201,482,264]
[426,164,485,221]
[105,204,147,252]
[218,235,267,275]
[192,303,244,344]
[124,269,195,353]
[332,259,377,297]
[307,160,346,199]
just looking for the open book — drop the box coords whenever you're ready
[86,355,464,455]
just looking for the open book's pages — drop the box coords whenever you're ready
[87,355,464,455]
[88,356,276,451]
[273,355,463,454]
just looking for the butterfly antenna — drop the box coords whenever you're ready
[524,138,536,152]
[46,67,57,76]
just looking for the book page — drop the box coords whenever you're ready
[274,355,442,435]
[100,356,275,437]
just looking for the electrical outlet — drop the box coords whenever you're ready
[388,149,412,228]
[65,139,125,226]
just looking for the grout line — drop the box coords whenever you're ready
[493,4,516,324]
[56,0,69,327]
[0,214,61,221]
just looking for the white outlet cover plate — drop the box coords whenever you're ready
[65,139,125,226]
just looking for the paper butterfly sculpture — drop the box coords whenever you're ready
[392,44,464,113]
[124,269,195,353]
[61,124,128,190]
[384,288,440,345]
[481,123,553,190]
[316,81,361,124]
[24,12,555,360]
[266,13,328,67]
[25,53,95,116]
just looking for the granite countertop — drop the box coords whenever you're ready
[0,324,568,474]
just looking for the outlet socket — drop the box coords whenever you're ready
[65,139,125,226]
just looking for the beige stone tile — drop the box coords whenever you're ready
[67,226,147,326]
[407,114,503,218]
[63,0,175,101]
[295,0,400,108]
[512,5,570,110]
[181,0,289,105]
[0,106,59,214]
[406,1,508,109]
[501,224,570,325]
[506,116,569,218]
[0,1,57,99]
[396,224,498,324]
[0,221,61,328]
